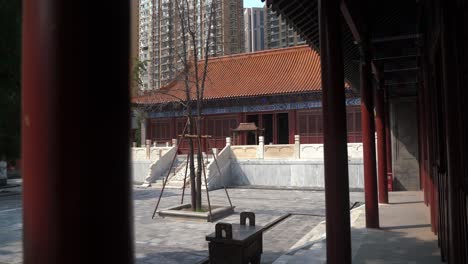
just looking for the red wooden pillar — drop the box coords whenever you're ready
[202,117,208,153]
[421,44,436,232]
[425,64,438,234]
[170,117,176,140]
[273,113,278,144]
[418,80,430,206]
[375,84,388,204]
[288,110,297,144]
[441,3,464,261]
[319,0,351,262]
[417,96,423,190]
[384,89,393,191]
[419,80,429,206]
[22,1,133,264]
[146,118,151,142]
[237,113,246,145]
[360,41,379,228]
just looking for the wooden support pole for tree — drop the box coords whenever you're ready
[319,0,351,262]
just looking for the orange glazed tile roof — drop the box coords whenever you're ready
[133,45,337,105]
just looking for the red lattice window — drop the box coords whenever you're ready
[206,115,238,149]
[149,118,171,143]
[297,109,323,143]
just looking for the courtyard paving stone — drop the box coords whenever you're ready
[133,186,363,263]
[0,183,364,264]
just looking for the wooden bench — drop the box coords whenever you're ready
[206,212,263,264]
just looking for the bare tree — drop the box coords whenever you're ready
[135,0,219,212]
[175,0,218,212]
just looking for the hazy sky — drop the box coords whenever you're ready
[244,0,264,8]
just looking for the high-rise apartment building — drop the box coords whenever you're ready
[138,0,244,91]
[243,8,265,52]
[243,5,306,53]
[264,5,306,50]
[131,0,140,97]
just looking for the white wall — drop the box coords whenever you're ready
[130,146,176,184]
[205,140,364,190]
[229,159,364,189]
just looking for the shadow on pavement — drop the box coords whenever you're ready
[352,226,442,264]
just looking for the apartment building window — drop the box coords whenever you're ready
[260,30,264,48]
[254,13,257,28]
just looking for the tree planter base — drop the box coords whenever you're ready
[158,203,235,222]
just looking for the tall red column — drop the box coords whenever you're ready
[202,117,208,153]
[22,1,134,263]
[418,65,431,206]
[288,110,297,144]
[441,3,464,261]
[273,113,278,144]
[418,82,428,205]
[236,112,246,145]
[170,117,176,140]
[384,89,393,191]
[375,85,388,204]
[319,0,351,263]
[360,41,379,228]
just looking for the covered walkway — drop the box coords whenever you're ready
[274,191,442,263]
[20,0,467,263]
[353,192,441,264]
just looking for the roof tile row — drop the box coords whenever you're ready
[132,45,326,104]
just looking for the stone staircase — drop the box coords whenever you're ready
[154,154,213,189]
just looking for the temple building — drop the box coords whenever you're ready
[132,45,362,151]
[21,1,468,263]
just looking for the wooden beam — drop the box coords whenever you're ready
[340,0,383,81]
[384,67,420,73]
[385,81,419,86]
[179,134,212,138]
[371,34,421,43]
[373,54,420,61]
[340,0,362,42]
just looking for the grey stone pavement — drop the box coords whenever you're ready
[0,179,22,264]
[274,191,443,264]
[133,186,364,263]
[352,191,442,264]
[0,178,365,264]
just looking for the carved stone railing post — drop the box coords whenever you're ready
[166,142,169,147]
[294,135,301,159]
[257,136,264,159]
[212,148,218,157]
[145,139,152,159]
[226,137,231,147]
[156,148,162,160]
[172,138,177,146]
[132,142,137,148]
[140,119,147,147]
